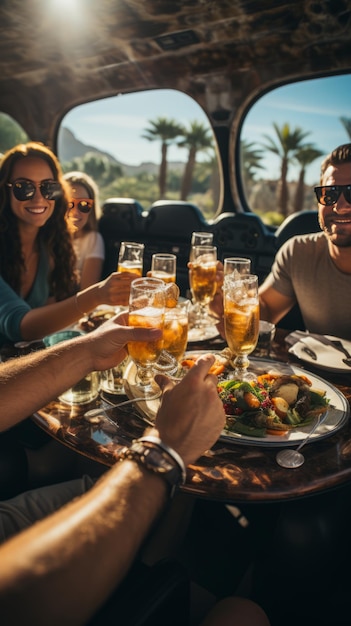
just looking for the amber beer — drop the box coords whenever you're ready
[224,298,259,355]
[118,242,144,276]
[190,261,217,305]
[117,261,143,276]
[128,308,164,367]
[163,303,189,361]
[150,270,176,283]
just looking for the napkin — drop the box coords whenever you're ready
[286,331,351,371]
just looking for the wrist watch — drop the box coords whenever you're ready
[119,440,183,497]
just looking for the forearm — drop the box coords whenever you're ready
[0,460,168,626]
[0,339,93,430]
[19,286,101,341]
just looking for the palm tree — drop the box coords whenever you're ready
[340,117,351,140]
[177,121,214,200]
[261,123,311,217]
[240,140,265,189]
[293,145,324,212]
[142,117,184,197]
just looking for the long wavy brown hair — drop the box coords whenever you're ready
[0,142,78,300]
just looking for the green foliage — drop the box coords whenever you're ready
[0,113,29,153]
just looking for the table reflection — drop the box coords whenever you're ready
[32,329,351,503]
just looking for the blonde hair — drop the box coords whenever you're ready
[63,171,101,233]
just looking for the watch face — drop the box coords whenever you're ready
[127,442,182,488]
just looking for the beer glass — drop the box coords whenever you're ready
[150,253,176,283]
[223,274,259,380]
[189,245,217,329]
[127,277,165,396]
[223,257,251,278]
[163,299,190,362]
[118,241,144,276]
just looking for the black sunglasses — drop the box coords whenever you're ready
[67,198,94,214]
[314,184,351,206]
[7,179,62,201]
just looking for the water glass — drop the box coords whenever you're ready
[100,356,129,395]
[43,330,100,405]
[253,320,276,358]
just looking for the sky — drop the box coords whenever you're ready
[61,90,211,166]
[61,74,351,184]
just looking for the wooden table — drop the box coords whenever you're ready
[32,329,351,504]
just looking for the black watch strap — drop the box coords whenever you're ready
[119,440,184,497]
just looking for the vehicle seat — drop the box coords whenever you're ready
[143,201,209,296]
[274,210,320,248]
[99,198,145,277]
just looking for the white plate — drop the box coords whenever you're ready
[187,325,219,343]
[288,334,351,374]
[124,355,349,447]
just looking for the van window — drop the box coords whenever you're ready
[57,89,220,219]
[0,113,29,156]
[240,74,351,226]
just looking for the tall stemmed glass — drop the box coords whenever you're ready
[189,245,217,331]
[188,232,214,328]
[223,274,259,381]
[190,231,214,258]
[223,257,251,280]
[127,277,165,397]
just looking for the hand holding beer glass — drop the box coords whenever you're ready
[223,274,259,381]
[127,277,165,396]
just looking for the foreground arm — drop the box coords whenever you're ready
[0,355,225,626]
[0,313,160,431]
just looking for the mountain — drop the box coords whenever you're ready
[57,127,185,176]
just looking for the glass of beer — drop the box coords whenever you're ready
[127,277,165,396]
[163,299,190,362]
[189,231,214,262]
[150,253,176,283]
[223,274,259,381]
[118,241,144,276]
[189,245,217,329]
[223,257,251,279]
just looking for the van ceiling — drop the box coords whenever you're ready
[0,0,350,142]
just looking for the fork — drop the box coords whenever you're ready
[330,340,351,367]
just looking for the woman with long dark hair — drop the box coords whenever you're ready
[0,142,134,347]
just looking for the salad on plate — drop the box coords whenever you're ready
[217,373,330,438]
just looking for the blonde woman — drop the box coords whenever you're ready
[64,171,105,289]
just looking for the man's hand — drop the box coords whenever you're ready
[84,312,162,372]
[153,354,225,466]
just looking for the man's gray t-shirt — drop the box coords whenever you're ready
[261,232,351,339]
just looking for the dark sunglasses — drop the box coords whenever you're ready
[7,179,62,201]
[67,198,94,214]
[314,184,351,206]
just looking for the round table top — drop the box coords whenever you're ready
[32,328,351,504]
